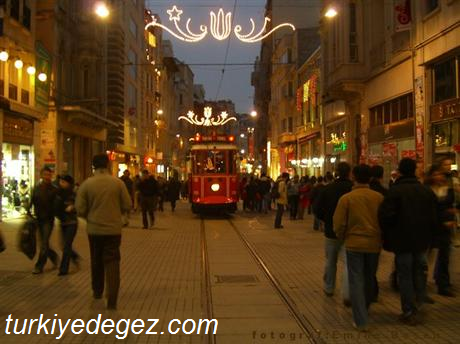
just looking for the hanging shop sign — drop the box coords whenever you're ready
[3,115,33,145]
[394,0,411,32]
[145,5,295,43]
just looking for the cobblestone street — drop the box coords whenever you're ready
[0,201,459,343]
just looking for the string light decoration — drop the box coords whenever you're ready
[145,5,295,43]
[178,107,237,127]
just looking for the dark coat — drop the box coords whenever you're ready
[54,187,78,225]
[313,178,353,239]
[378,176,438,253]
[369,179,388,196]
[138,177,158,198]
[30,182,57,221]
[167,179,181,201]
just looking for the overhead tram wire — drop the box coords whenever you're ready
[214,0,238,101]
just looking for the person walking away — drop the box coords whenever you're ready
[297,176,310,220]
[274,173,289,229]
[259,173,272,214]
[432,158,457,297]
[333,164,384,331]
[313,162,353,304]
[138,170,158,229]
[287,175,300,220]
[369,165,388,196]
[157,176,166,211]
[307,176,317,214]
[76,154,132,310]
[55,175,80,275]
[167,176,181,211]
[310,176,326,229]
[120,170,134,209]
[378,158,438,325]
[29,167,59,274]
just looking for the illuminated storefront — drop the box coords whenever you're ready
[1,115,35,218]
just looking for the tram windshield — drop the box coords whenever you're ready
[193,150,236,174]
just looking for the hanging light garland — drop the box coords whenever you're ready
[145,5,295,43]
[0,49,48,82]
[179,107,237,127]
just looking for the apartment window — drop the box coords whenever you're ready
[288,117,293,132]
[129,17,137,39]
[21,89,29,105]
[282,118,287,132]
[349,2,358,62]
[425,0,439,14]
[9,84,17,100]
[128,49,137,78]
[23,2,31,30]
[433,57,457,103]
[10,0,19,20]
[281,49,292,64]
[369,93,413,128]
[83,67,89,98]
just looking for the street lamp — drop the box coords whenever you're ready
[0,51,8,62]
[250,110,257,118]
[157,109,164,115]
[324,7,338,18]
[94,2,110,18]
[38,73,47,82]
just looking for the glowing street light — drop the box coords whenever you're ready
[250,110,257,118]
[14,59,23,69]
[0,51,9,62]
[95,2,110,18]
[157,109,164,115]
[240,133,245,138]
[325,7,338,18]
[38,73,47,82]
[27,66,36,75]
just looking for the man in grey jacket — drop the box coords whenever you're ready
[76,154,132,309]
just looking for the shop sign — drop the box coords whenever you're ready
[430,98,460,122]
[3,115,34,145]
[394,0,411,32]
[35,41,52,111]
[401,150,416,159]
[333,142,347,152]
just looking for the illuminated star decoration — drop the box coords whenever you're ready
[145,6,295,43]
[179,107,237,127]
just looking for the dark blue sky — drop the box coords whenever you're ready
[145,0,267,113]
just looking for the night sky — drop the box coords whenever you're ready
[145,0,267,113]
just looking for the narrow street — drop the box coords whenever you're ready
[1,201,459,344]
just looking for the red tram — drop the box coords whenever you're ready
[189,133,239,213]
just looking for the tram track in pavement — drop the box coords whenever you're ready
[199,214,323,344]
[226,217,325,344]
[200,218,217,344]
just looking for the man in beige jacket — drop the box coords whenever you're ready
[333,164,384,331]
[274,172,289,229]
[76,154,132,310]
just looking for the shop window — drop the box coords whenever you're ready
[391,99,399,122]
[9,84,17,101]
[433,58,457,103]
[21,89,29,105]
[10,0,19,20]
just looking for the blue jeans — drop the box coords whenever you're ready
[395,252,427,315]
[35,219,58,270]
[347,251,380,328]
[324,238,349,300]
[60,223,78,274]
[274,204,284,228]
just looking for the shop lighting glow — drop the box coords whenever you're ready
[145,5,295,43]
[179,107,237,127]
[38,73,47,82]
[325,7,338,18]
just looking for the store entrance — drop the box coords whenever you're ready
[1,143,34,218]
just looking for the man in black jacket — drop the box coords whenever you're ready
[138,170,158,229]
[29,167,59,274]
[378,158,438,325]
[370,165,388,196]
[313,162,353,303]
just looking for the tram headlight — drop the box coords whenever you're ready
[211,183,220,192]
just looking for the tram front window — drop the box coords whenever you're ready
[194,150,229,174]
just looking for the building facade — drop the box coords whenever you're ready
[0,0,47,218]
